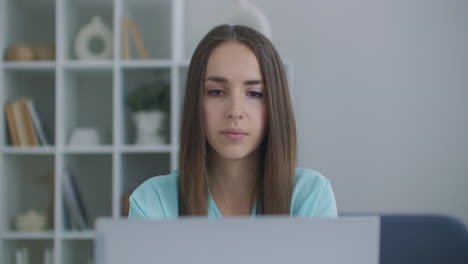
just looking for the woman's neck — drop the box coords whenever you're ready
[207,149,260,192]
[206,148,261,215]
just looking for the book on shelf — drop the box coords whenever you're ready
[43,247,53,264]
[4,97,50,147]
[19,98,39,146]
[26,99,51,145]
[4,101,20,145]
[11,99,30,146]
[15,247,29,264]
[15,247,53,264]
[62,167,90,230]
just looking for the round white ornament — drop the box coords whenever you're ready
[75,16,113,60]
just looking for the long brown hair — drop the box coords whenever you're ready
[178,25,297,215]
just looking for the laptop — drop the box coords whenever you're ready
[95,217,380,264]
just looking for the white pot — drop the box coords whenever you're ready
[15,209,47,232]
[132,111,165,145]
[69,127,101,145]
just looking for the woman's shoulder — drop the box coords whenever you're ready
[294,168,330,187]
[291,168,338,217]
[136,170,179,190]
[129,171,179,219]
[133,170,179,194]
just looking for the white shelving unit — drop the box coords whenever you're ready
[0,1,293,263]
[0,0,185,263]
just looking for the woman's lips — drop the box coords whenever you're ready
[222,132,247,141]
[220,129,248,141]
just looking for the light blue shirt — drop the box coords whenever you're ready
[129,168,338,219]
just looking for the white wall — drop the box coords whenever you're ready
[184,0,468,223]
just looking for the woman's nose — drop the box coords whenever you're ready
[227,112,243,120]
[225,94,244,120]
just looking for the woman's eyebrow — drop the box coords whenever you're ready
[244,80,264,86]
[205,76,264,86]
[205,76,228,84]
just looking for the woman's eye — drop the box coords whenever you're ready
[247,91,264,98]
[207,89,224,96]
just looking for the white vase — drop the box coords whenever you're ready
[223,0,272,39]
[75,16,113,60]
[132,111,165,145]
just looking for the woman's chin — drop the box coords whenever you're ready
[213,147,254,161]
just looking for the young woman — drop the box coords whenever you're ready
[129,25,337,218]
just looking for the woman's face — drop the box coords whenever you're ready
[203,41,267,161]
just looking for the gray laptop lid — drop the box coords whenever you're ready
[95,217,380,264]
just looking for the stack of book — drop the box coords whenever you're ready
[4,97,50,147]
[15,247,53,264]
[62,167,91,230]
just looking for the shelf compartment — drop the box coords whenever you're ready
[2,239,53,264]
[62,0,114,61]
[121,153,171,216]
[61,154,112,231]
[62,69,113,146]
[121,0,172,60]
[2,155,54,232]
[2,71,56,146]
[121,68,171,145]
[3,0,55,62]
[61,239,94,264]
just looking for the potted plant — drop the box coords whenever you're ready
[126,80,170,145]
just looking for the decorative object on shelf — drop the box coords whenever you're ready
[33,44,56,60]
[5,44,34,61]
[121,16,149,59]
[223,0,272,39]
[75,16,113,60]
[15,209,48,232]
[126,81,170,145]
[4,44,55,61]
[132,111,166,145]
[69,127,101,145]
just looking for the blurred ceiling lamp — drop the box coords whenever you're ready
[223,0,272,39]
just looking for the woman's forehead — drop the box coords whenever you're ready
[205,41,262,81]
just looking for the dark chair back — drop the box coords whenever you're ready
[380,214,468,264]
